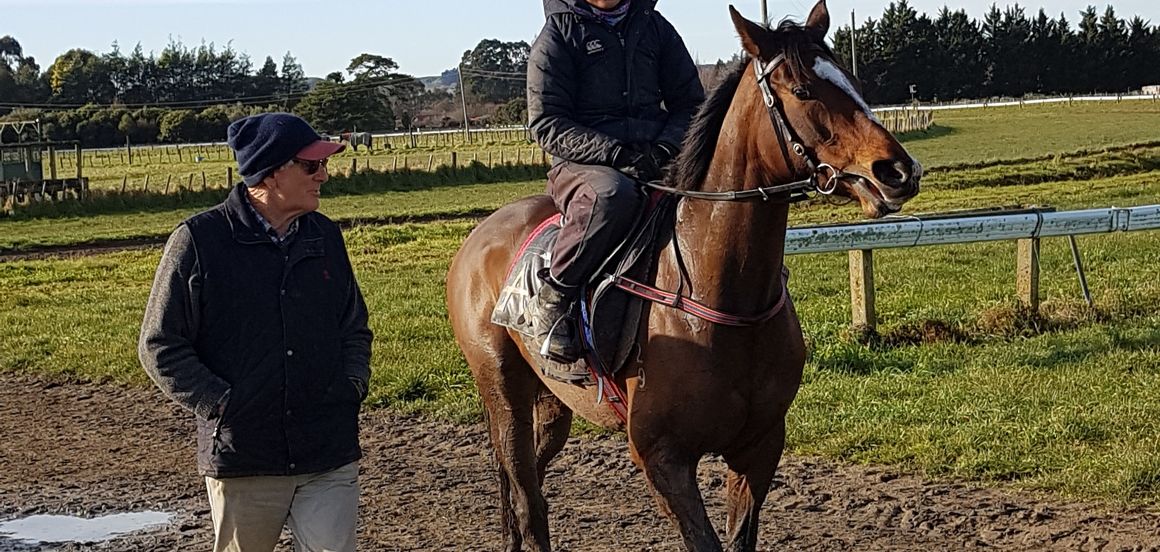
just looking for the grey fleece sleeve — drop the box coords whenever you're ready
[527,20,624,166]
[138,224,229,420]
[335,230,373,400]
[656,15,707,149]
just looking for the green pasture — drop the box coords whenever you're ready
[0,180,542,252]
[900,100,1160,167]
[4,101,1160,505]
[55,137,542,192]
[31,100,1160,193]
[2,168,1160,504]
[4,140,1160,253]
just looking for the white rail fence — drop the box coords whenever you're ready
[784,205,1160,329]
[877,93,1160,113]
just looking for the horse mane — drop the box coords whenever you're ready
[669,20,834,192]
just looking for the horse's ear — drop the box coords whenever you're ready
[730,5,774,59]
[805,0,831,38]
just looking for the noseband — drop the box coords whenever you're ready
[643,53,847,202]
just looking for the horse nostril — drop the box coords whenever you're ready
[872,159,911,188]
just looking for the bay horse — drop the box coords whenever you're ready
[445,2,921,550]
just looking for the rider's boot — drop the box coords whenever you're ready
[531,276,584,367]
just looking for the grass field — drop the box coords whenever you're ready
[30,101,1160,192]
[899,101,1160,167]
[55,139,544,192]
[3,143,1158,253]
[3,102,1160,505]
[2,167,1160,503]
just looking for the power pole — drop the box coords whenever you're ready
[850,9,858,79]
[761,0,768,27]
[457,63,471,144]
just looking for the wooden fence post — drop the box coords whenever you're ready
[201,171,207,191]
[451,151,457,170]
[849,249,876,331]
[143,174,150,192]
[227,167,233,188]
[165,175,172,194]
[1017,238,1040,312]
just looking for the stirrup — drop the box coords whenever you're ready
[539,315,581,363]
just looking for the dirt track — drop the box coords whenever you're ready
[1,375,1158,551]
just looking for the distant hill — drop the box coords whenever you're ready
[420,75,455,91]
[419,68,461,92]
[416,62,733,93]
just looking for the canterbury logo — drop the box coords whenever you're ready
[586,39,604,54]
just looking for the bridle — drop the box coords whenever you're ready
[642,52,849,202]
[610,51,855,330]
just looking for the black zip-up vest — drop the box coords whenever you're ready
[184,184,361,477]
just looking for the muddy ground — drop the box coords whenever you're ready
[1,375,1158,552]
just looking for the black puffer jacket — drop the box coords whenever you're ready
[528,0,705,166]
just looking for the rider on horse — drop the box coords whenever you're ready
[527,0,705,371]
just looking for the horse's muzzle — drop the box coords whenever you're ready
[872,158,921,201]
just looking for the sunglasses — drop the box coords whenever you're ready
[292,158,329,175]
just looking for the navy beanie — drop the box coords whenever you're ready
[227,113,323,187]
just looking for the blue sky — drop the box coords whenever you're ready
[5,0,1158,79]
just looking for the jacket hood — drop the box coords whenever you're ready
[543,0,656,18]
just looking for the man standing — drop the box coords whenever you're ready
[139,113,373,552]
[527,0,705,372]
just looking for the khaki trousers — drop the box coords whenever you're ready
[205,461,359,552]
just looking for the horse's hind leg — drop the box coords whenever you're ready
[721,418,786,552]
[533,389,572,485]
[479,405,524,552]
[471,341,555,552]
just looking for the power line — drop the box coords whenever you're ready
[460,68,527,78]
[0,74,432,111]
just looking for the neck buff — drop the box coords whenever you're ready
[579,0,632,27]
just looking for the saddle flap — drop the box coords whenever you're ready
[490,195,677,382]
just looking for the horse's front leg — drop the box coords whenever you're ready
[630,443,722,552]
[721,417,786,552]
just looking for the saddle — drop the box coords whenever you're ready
[491,194,677,386]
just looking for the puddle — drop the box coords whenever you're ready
[0,512,173,544]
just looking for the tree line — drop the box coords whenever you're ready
[3,1,1157,146]
[0,36,531,148]
[830,1,1160,104]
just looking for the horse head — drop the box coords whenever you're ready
[729,0,921,217]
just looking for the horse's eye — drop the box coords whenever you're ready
[792,86,812,101]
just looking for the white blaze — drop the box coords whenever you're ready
[812,57,881,125]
